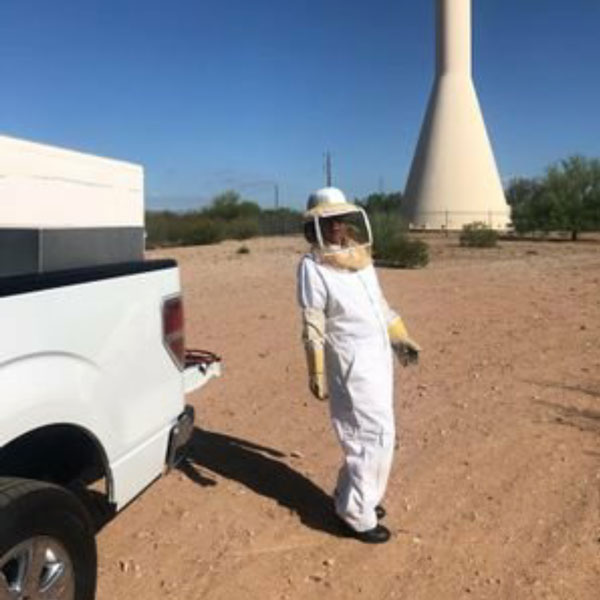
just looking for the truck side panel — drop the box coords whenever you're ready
[0,264,185,508]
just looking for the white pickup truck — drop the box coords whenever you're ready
[0,136,220,600]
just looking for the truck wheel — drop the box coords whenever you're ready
[0,477,97,600]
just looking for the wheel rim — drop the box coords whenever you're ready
[0,536,74,600]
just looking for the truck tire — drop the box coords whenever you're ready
[0,477,97,600]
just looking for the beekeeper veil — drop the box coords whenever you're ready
[303,187,372,271]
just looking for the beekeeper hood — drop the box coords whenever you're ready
[304,187,372,271]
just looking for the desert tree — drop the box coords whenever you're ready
[506,156,600,239]
[543,155,600,240]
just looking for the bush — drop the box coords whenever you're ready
[459,222,499,247]
[145,191,307,249]
[225,217,260,240]
[356,191,403,215]
[203,191,261,221]
[181,217,225,246]
[144,210,177,248]
[370,212,429,269]
[259,208,303,236]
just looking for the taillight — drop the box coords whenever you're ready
[163,295,185,370]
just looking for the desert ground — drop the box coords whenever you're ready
[96,234,599,600]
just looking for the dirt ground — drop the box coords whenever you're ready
[96,234,600,600]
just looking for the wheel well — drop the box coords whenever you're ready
[0,425,111,495]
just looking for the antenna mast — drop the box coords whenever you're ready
[324,151,332,187]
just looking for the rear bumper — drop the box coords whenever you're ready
[166,404,195,470]
[165,351,220,470]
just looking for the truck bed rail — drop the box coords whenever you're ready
[0,259,177,298]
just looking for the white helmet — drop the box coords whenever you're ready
[303,187,373,270]
[305,187,361,219]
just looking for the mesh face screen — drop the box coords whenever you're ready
[317,212,370,249]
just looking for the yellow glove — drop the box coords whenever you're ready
[305,344,328,401]
[309,373,327,401]
[388,317,421,367]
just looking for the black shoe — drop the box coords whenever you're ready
[332,492,387,520]
[353,524,391,544]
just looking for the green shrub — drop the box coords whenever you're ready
[370,212,429,269]
[203,191,261,221]
[145,210,177,248]
[225,217,260,240]
[145,211,225,247]
[459,221,499,247]
[259,208,304,236]
[182,217,225,246]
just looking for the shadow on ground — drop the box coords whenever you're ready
[528,378,600,435]
[179,427,348,538]
[534,399,600,435]
[528,379,600,400]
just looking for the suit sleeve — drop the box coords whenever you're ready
[297,257,327,375]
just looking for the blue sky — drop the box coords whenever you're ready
[1,0,599,210]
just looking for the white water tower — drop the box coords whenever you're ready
[403,0,511,230]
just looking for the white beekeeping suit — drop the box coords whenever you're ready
[296,187,420,544]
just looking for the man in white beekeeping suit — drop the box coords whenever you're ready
[296,186,420,544]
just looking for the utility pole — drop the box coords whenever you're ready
[274,183,279,209]
[324,151,332,187]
